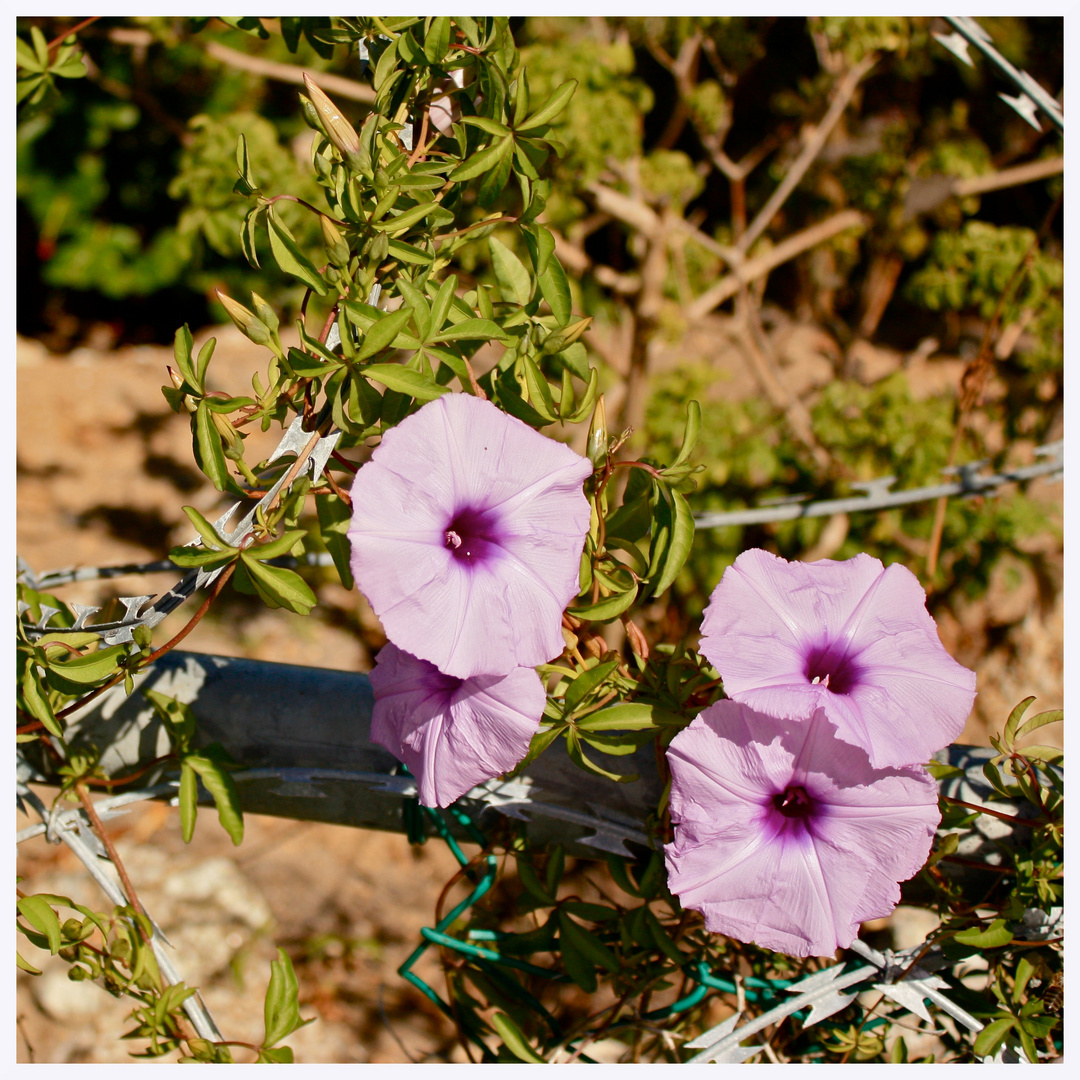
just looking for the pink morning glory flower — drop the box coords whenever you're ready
[369,643,546,808]
[699,549,976,769]
[664,700,940,958]
[348,394,593,679]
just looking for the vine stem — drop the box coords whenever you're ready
[74,780,148,925]
[940,794,1043,829]
[46,16,100,54]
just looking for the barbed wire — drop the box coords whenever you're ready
[936,17,1064,133]
[694,440,1062,529]
[18,440,1063,636]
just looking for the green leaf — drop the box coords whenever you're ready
[518,79,578,131]
[1016,744,1064,763]
[173,324,197,388]
[355,307,415,362]
[450,133,514,183]
[286,347,339,378]
[143,688,197,749]
[387,237,433,265]
[45,644,128,691]
[569,587,638,623]
[557,910,597,993]
[424,15,452,63]
[364,363,449,401]
[257,1047,295,1063]
[954,918,1013,948]
[558,910,619,973]
[250,529,307,562]
[577,702,682,731]
[488,235,533,306]
[648,489,694,597]
[973,1016,1016,1059]
[194,400,230,491]
[370,198,447,235]
[670,400,701,469]
[266,213,327,295]
[1003,696,1036,747]
[515,855,556,906]
[431,318,509,343]
[184,750,244,845]
[462,115,511,137]
[538,257,572,325]
[17,895,62,954]
[17,951,42,976]
[20,661,62,737]
[264,948,309,1048]
[563,658,620,714]
[491,1012,545,1063]
[181,504,231,550]
[316,492,354,590]
[579,730,651,755]
[239,554,317,615]
[521,354,558,421]
[179,761,198,843]
[1015,708,1063,742]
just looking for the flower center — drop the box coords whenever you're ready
[804,643,860,695]
[773,785,813,819]
[444,506,500,564]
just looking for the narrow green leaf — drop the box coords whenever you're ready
[370,198,445,235]
[569,587,638,623]
[649,489,694,597]
[515,856,556,906]
[1015,709,1063,742]
[491,1012,545,1063]
[143,688,197,749]
[973,1016,1016,1059]
[431,318,509,342]
[488,235,533,306]
[364,363,449,401]
[521,354,557,420]
[240,554,317,615]
[184,751,244,845]
[563,658,620,714]
[1003,696,1036,747]
[173,324,197,387]
[462,115,511,137]
[181,504,231,550]
[449,133,513,183]
[424,15,451,63]
[20,662,62,737]
[1016,744,1064,763]
[266,213,327,295]
[387,237,434,265]
[17,951,42,975]
[577,702,682,731]
[264,948,304,1048]
[249,529,307,562]
[518,79,578,131]
[557,910,597,993]
[194,400,230,491]
[179,762,198,843]
[316,492,354,590]
[18,896,62,954]
[559,910,619,973]
[670,400,701,469]
[355,307,415,362]
[954,918,1013,948]
[45,644,128,688]
[538,257,572,325]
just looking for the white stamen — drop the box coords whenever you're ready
[446,530,463,550]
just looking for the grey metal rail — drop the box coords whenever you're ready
[18,651,1039,881]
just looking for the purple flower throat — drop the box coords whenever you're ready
[444,505,502,565]
[803,640,861,695]
[773,784,813,819]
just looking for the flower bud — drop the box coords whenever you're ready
[540,316,592,357]
[586,394,608,468]
[216,290,273,347]
[320,215,350,266]
[303,73,361,159]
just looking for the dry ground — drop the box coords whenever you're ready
[16,325,1063,1063]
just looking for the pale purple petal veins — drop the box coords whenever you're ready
[369,644,545,808]
[348,394,592,678]
[699,549,976,766]
[664,700,941,958]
